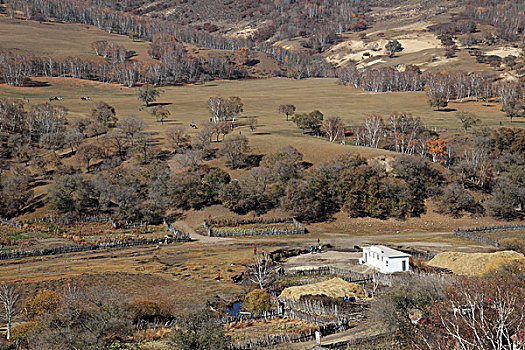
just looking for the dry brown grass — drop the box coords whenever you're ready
[0,76,509,167]
[0,242,267,312]
[133,327,171,342]
[427,250,525,275]
[0,16,152,61]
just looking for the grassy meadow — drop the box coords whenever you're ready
[0,13,512,164]
[0,16,153,61]
[0,76,509,164]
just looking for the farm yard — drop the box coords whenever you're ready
[0,0,524,348]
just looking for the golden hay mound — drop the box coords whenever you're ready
[427,251,525,275]
[279,278,368,301]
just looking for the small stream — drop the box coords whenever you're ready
[225,302,243,316]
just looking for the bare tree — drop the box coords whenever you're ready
[117,116,145,146]
[226,96,243,124]
[356,114,385,148]
[208,96,243,124]
[219,134,249,169]
[104,128,128,156]
[389,112,422,154]
[173,149,204,171]
[210,121,231,142]
[85,120,107,139]
[208,97,226,123]
[63,129,85,153]
[320,116,345,142]
[91,101,117,127]
[77,142,104,171]
[0,282,20,341]
[192,126,213,156]
[165,126,190,152]
[249,253,272,289]
[133,132,154,163]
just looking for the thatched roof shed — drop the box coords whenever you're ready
[279,278,368,301]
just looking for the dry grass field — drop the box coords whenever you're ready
[0,13,514,166]
[0,240,261,313]
[0,16,152,61]
[481,230,525,241]
[0,76,509,165]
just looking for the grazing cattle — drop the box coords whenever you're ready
[81,96,91,101]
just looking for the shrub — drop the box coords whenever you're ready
[127,299,171,324]
[433,183,484,218]
[10,321,38,348]
[23,289,61,320]
[243,289,271,314]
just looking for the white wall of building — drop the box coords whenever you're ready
[360,246,410,273]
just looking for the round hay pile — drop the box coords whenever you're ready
[279,278,368,301]
[427,250,525,275]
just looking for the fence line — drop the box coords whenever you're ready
[220,310,281,324]
[228,320,351,350]
[284,264,451,287]
[0,215,150,229]
[283,297,368,320]
[325,333,399,350]
[204,217,306,237]
[0,235,190,260]
[452,224,525,247]
[284,265,373,284]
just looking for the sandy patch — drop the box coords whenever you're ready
[486,47,523,58]
[396,32,441,54]
[326,32,440,67]
[358,58,386,69]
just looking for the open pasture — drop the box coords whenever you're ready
[0,76,509,164]
[0,15,152,61]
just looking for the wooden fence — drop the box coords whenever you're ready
[453,224,525,247]
[228,321,350,350]
[0,235,190,260]
[229,330,317,350]
[283,264,451,288]
[203,217,306,237]
[220,310,281,324]
[284,297,368,320]
[284,265,373,284]
[324,333,400,350]
[0,215,150,229]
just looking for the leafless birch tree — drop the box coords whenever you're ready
[0,282,20,341]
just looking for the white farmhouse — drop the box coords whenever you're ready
[359,245,410,273]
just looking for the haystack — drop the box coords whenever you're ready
[427,250,525,275]
[279,278,368,301]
